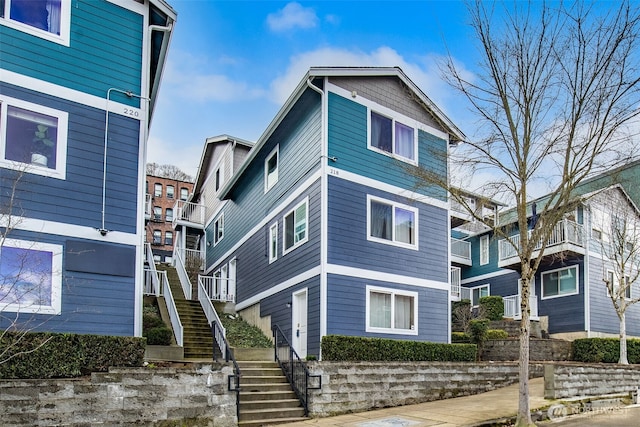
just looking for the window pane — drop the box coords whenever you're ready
[180,188,189,200]
[285,212,294,249]
[10,0,62,35]
[266,151,278,189]
[153,230,161,244]
[394,207,414,244]
[558,268,576,294]
[165,231,173,245]
[0,246,53,307]
[5,106,58,169]
[165,208,173,222]
[370,292,391,328]
[395,121,414,160]
[394,295,414,330]
[294,203,306,243]
[543,272,559,296]
[166,186,174,198]
[153,206,161,220]
[154,184,162,197]
[371,112,392,153]
[269,225,277,260]
[370,201,392,240]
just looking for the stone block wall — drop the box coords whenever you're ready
[544,363,640,399]
[306,361,544,417]
[0,364,236,426]
[482,339,572,361]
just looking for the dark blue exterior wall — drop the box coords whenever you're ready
[535,259,585,334]
[462,271,520,297]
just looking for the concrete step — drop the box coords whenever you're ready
[238,417,308,427]
[239,407,305,422]
[234,348,274,361]
[242,375,288,385]
[237,360,278,369]
[240,382,293,393]
[239,398,301,411]
[239,390,297,402]
[239,367,285,377]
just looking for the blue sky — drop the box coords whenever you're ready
[147,0,480,177]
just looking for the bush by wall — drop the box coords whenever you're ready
[572,338,640,364]
[0,332,145,379]
[144,327,173,345]
[479,296,504,321]
[321,335,476,362]
[486,329,509,340]
[451,332,471,343]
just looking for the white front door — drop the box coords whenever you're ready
[292,288,308,358]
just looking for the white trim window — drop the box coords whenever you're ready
[269,222,278,263]
[607,270,631,299]
[213,213,224,246]
[369,110,418,164]
[366,285,418,335]
[283,198,308,254]
[471,284,490,307]
[541,265,579,299]
[166,185,174,199]
[0,239,62,315]
[0,0,71,46]
[264,145,279,192]
[479,235,490,265]
[0,96,68,179]
[367,195,418,250]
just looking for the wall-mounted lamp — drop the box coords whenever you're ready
[286,301,291,309]
[207,241,212,247]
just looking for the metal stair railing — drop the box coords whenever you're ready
[159,269,183,347]
[172,245,193,300]
[272,324,322,416]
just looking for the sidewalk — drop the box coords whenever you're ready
[276,377,551,426]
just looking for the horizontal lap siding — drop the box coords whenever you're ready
[536,260,585,334]
[260,277,321,358]
[589,257,640,336]
[327,274,449,343]
[206,90,321,269]
[463,233,502,278]
[0,230,135,336]
[328,176,448,282]
[0,84,139,233]
[463,272,520,296]
[327,92,447,201]
[0,0,143,107]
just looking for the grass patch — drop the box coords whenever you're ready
[219,313,272,348]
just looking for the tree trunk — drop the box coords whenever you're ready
[516,273,535,427]
[619,311,628,365]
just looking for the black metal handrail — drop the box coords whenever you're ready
[272,324,322,416]
[211,318,240,419]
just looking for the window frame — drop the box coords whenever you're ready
[368,109,418,165]
[0,238,62,315]
[153,206,162,222]
[166,185,174,199]
[154,183,162,198]
[282,197,309,255]
[164,231,173,246]
[213,213,224,246]
[0,0,71,46]
[0,95,68,179]
[366,195,419,250]
[607,270,632,300]
[479,235,490,265]
[165,208,173,223]
[264,144,279,193]
[365,285,418,335]
[470,284,490,307]
[152,230,162,245]
[269,222,278,263]
[541,265,579,300]
[180,188,189,201]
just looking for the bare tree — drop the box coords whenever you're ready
[146,162,193,182]
[592,188,640,364]
[411,2,640,425]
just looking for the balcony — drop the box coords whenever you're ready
[450,267,471,301]
[173,200,206,229]
[498,219,585,268]
[451,238,472,266]
[503,294,539,320]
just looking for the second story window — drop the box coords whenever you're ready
[214,214,224,245]
[369,111,416,163]
[165,231,173,246]
[542,266,578,299]
[165,208,173,222]
[166,185,174,199]
[269,222,278,263]
[1,0,71,45]
[180,188,189,201]
[283,198,308,254]
[153,206,162,221]
[480,235,490,265]
[264,145,279,192]
[367,195,418,250]
[152,230,161,245]
[154,183,162,198]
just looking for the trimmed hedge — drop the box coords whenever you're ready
[321,335,476,362]
[486,329,509,340]
[144,326,173,345]
[452,332,471,343]
[479,296,504,321]
[0,332,146,379]
[573,338,640,364]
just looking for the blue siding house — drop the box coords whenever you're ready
[457,161,640,339]
[0,0,176,336]
[190,67,466,358]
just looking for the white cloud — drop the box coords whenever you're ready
[267,2,318,32]
[147,135,202,179]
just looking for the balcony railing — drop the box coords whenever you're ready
[173,200,206,227]
[498,219,584,261]
[503,294,538,320]
[451,267,461,298]
[199,275,235,302]
[144,194,152,219]
[451,238,471,261]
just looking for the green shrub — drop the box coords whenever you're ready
[143,327,173,346]
[485,329,509,340]
[479,296,504,321]
[572,338,640,364]
[0,332,145,379]
[451,332,471,343]
[321,335,476,362]
[468,319,490,345]
[143,313,164,330]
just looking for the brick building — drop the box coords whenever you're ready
[145,175,194,263]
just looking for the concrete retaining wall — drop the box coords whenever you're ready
[0,364,236,426]
[306,361,544,417]
[483,339,573,361]
[544,363,640,399]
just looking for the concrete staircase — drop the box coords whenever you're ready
[235,349,307,427]
[156,264,213,360]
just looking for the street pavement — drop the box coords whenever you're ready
[539,405,640,426]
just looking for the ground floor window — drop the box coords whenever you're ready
[366,285,418,335]
[542,265,578,299]
[471,284,490,306]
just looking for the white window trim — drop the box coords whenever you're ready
[541,265,579,300]
[213,213,224,246]
[0,95,68,179]
[268,222,278,264]
[366,194,419,251]
[0,0,71,46]
[264,144,279,193]
[282,197,309,256]
[479,235,489,265]
[365,285,418,335]
[470,283,490,307]
[0,238,62,315]
[367,109,419,165]
[606,269,632,300]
